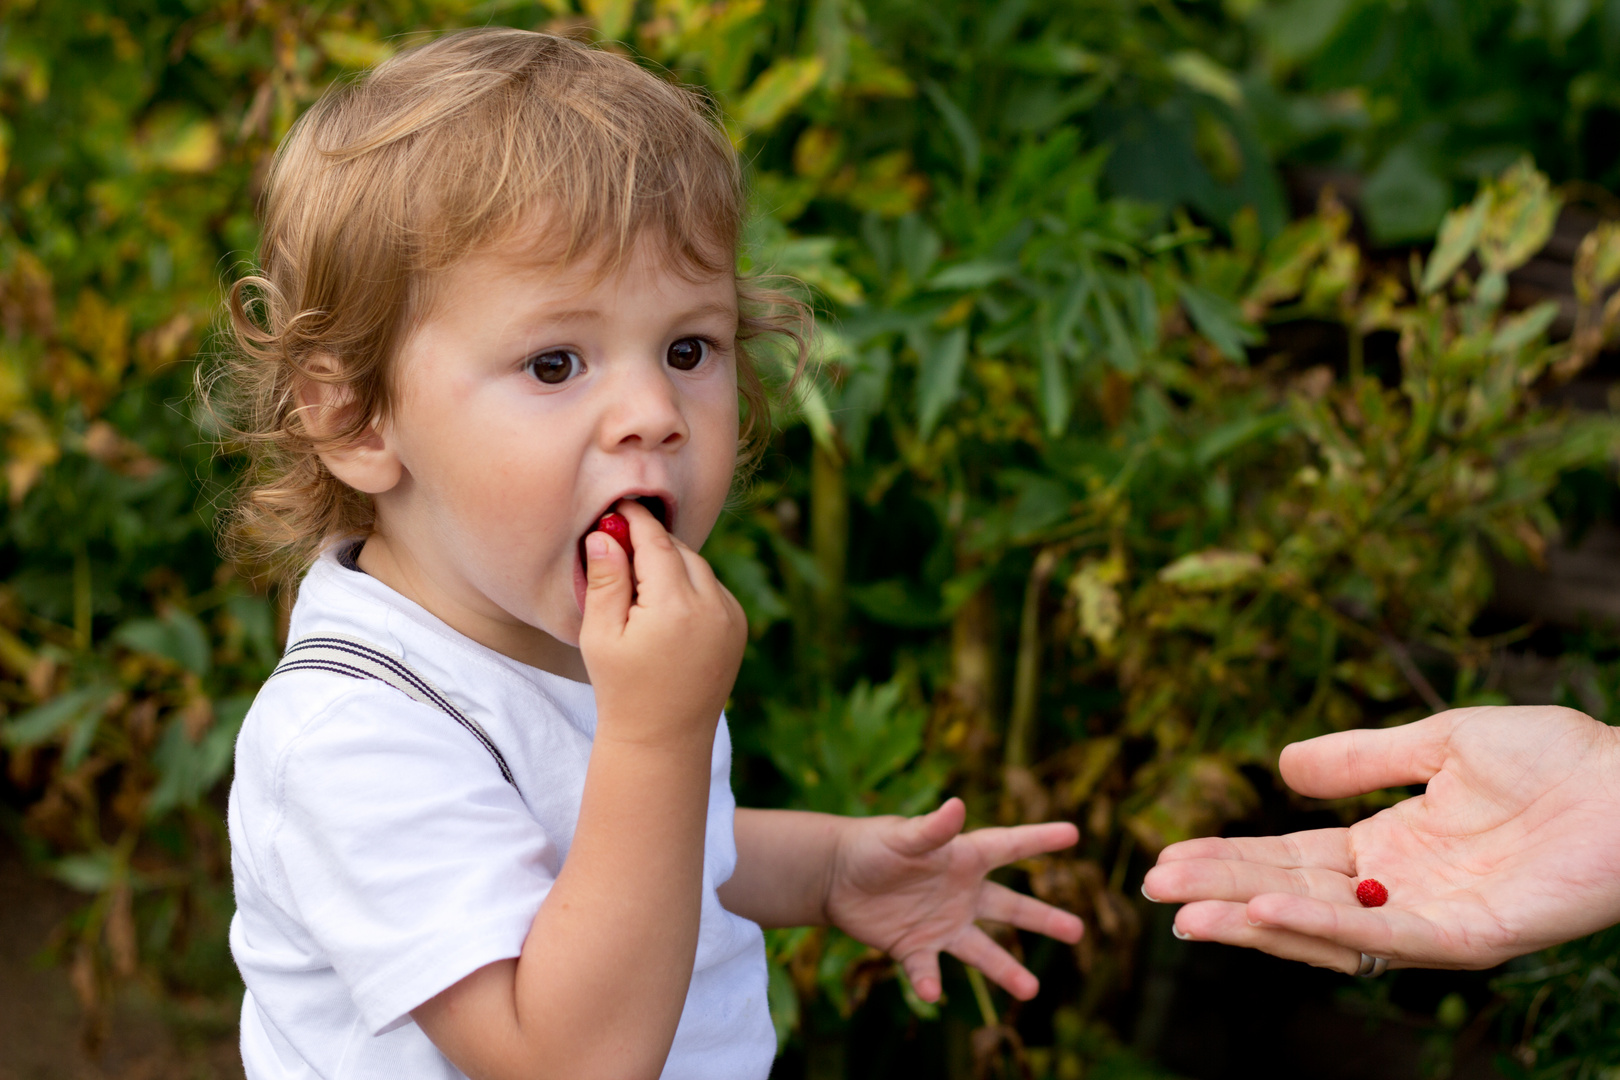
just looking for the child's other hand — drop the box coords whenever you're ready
[578,499,746,746]
[825,798,1082,1003]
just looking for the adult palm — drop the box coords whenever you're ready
[1141,706,1620,973]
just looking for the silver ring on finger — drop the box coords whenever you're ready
[1356,953,1389,978]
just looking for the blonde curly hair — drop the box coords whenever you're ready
[206,28,808,581]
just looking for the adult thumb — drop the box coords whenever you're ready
[1279,709,1458,799]
[581,531,632,634]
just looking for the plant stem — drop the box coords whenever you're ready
[1004,548,1057,770]
[810,440,847,675]
[73,546,91,653]
[967,965,998,1028]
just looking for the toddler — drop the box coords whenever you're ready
[221,28,1082,1080]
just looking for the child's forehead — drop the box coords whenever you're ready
[421,222,737,316]
[411,228,739,336]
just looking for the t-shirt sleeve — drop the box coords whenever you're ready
[266,679,555,1035]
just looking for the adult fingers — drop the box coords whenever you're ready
[580,532,632,638]
[1143,856,1355,906]
[888,798,967,858]
[1244,892,1471,967]
[1153,829,1355,875]
[1172,900,1366,974]
[968,821,1081,869]
[898,949,943,1004]
[977,882,1084,944]
[1278,708,1483,799]
[947,926,1040,1001]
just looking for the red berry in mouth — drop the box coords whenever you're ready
[1355,878,1388,908]
[597,512,632,556]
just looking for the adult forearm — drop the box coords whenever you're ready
[719,808,849,929]
[417,728,715,1080]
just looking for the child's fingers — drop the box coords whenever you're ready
[1142,857,1353,906]
[888,798,966,857]
[1172,899,1367,974]
[898,950,943,1004]
[579,531,632,634]
[947,926,1040,1001]
[614,501,694,594]
[977,882,1083,944]
[969,821,1080,869]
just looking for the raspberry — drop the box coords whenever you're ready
[1355,878,1388,908]
[597,512,632,556]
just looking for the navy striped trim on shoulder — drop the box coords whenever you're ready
[269,634,517,789]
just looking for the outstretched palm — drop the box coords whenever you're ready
[826,798,1084,1002]
[1142,706,1620,973]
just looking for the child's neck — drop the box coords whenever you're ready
[355,533,591,684]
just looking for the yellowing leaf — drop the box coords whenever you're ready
[1167,50,1243,107]
[5,409,60,503]
[138,108,220,174]
[734,56,825,135]
[1070,554,1126,653]
[1574,221,1620,304]
[1158,549,1263,591]
[1477,158,1560,275]
[585,0,636,40]
[1125,756,1259,851]
[316,30,396,71]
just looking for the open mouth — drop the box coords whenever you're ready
[572,494,673,614]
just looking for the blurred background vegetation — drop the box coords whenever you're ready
[3,1,1620,1077]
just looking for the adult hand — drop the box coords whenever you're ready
[825,798,1083,1002]
[1141,706,1620,973]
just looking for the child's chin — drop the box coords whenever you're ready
[573,551,588,615]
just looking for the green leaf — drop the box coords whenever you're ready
[1039,335,1071,436]
[911,325,969,439]
[848,579,946,627]
[1492,301,1560,354]
[113,608,211,677]
[767,959,799,1053]
[734,56,826,134]
[928,259,1017,291]
[2,682,115,750]
[707,545,790,633]
[1176,282,1262,362]
[1363,145,1449,244]
[52,850,116,894]
[921,79,980,180]
[1421,197,1487,295]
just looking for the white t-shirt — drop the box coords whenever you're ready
[228,547,774,1080]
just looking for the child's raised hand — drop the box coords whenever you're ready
[824,798,1082,1003]
[578,499,747,746]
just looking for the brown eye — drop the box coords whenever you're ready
[667,337,708,371]
[527,350,582,385]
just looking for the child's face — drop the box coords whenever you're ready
[355,233,741,671]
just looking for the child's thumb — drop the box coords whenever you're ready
[581,532,632,629]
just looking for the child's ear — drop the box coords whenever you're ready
[296,353,402,495]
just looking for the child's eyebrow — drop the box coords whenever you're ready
[526,300,739,325]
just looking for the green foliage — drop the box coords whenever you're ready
[1237,0,1620,241]
[2,1,1620,1077]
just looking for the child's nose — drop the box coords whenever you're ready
[600,365,689,451]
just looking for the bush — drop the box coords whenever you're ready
[2,2,1619,1076]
